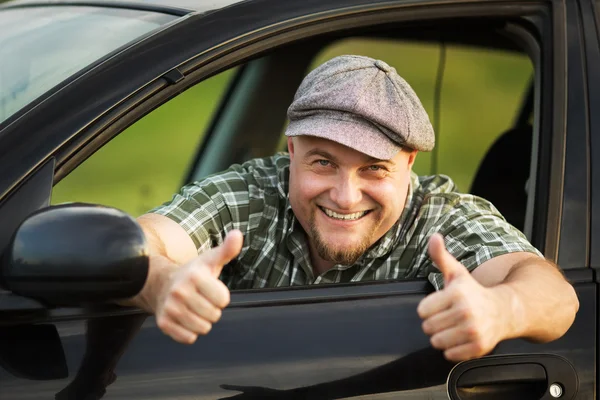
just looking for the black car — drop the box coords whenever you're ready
[0,0,597,398]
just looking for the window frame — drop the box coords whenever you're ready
[53,3,560,284]
[0,0,571,316]
[184,15,548,249]
[582,0,600,268]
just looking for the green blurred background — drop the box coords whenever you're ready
[51,38,532,217]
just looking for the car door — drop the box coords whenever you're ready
[581,0,600,396]
[0,0,596,399]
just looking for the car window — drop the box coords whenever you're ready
[311,38,533,194]
[0,6,176,124]
[54,26,536,290]
[51,69,237,216]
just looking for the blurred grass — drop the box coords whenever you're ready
[51,70,236,216]
[52,38,532,216]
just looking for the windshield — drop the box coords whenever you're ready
[0,6,177,124]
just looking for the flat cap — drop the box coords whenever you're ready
[285,55,435,159]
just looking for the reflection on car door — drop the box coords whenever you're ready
[1,272,595,399]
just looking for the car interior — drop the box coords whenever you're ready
[470,81,534,234]
[186,17,540,242]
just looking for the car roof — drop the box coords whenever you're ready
[0,0,246,15]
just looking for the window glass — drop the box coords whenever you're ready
[0,6,176,124]
[312,38,533,192]
[51,69,236,216]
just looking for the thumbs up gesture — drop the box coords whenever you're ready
[417,233,507,362]
[155,230,243,344]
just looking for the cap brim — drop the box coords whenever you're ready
[285,115,402,160]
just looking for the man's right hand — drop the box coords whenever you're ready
[154,230,243,344]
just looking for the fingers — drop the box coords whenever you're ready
[430,326,472,350]
[428,320,489,362]
[156,316,197,344]
[419,295,494,362]
[190,270,231,309]
[418,261,499,361]
[157,290,228,343]
[154,231,243,344]
[444,342,486,362]
[417,290,453,320]
[428,233,469,284]
[184,290,223,323]
[157,266,231,344]
[421,307,465,336]
[163,296,213,336]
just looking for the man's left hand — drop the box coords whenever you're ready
[417,233,510,362]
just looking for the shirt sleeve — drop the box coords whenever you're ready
[148,167,254,254]
[420,193,543,290]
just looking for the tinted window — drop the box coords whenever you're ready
[52,69,236,216]
[0,6,176,124]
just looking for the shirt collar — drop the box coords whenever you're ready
[276,153,290,200]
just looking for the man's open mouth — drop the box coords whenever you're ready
[319,206,371,221]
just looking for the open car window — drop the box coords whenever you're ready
[51,17,540,290]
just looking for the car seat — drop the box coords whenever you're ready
[469,123,533,232]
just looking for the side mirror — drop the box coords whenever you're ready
[1,204,148,306]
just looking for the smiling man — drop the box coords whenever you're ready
[287,135,415,276]
[126,55,579,361]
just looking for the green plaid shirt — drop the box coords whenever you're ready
[151,153,541,290]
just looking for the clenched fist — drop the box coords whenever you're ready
[155,230,243,344]
[417,233,508,362]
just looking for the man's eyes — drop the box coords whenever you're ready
[366,165,388,173]
[311,160,387,174]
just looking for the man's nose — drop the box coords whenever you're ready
[331,175,362,210]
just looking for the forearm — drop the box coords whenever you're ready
[118,254,178,312]
[493,257,579,343]
[118,215,187,312]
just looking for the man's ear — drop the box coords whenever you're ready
[407,149,418,169]
[287,137,295,159]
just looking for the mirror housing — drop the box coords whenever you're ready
[1,204,148,306]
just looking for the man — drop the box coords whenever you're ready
[124,55,579,362]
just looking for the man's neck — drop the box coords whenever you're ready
[308,241,335,277]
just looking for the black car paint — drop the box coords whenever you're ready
[3,204,149,305]
[584,0,600,267]
[0,0,597,398]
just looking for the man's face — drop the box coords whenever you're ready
[288,136,417,267]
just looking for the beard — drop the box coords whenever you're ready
[307,213,375,265]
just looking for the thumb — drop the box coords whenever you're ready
[428,233,469,284]
[202,230,244,278]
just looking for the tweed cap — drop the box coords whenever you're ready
[285,55,435,159]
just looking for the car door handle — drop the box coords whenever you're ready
[456,363,546,398]
[447,354,578,400]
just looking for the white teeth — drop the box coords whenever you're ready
[322,207,367,221]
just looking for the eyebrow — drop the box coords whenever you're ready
[303,149,395,166]
[365,156,394,166]
[304,149,341,164]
